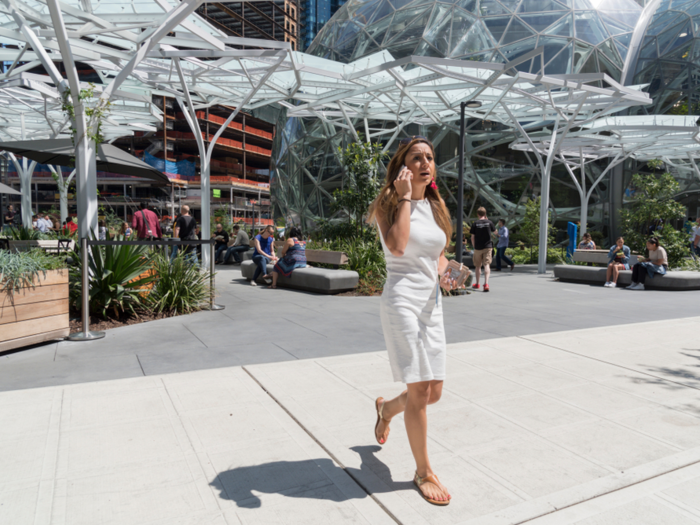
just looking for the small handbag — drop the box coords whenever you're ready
[444,260,471,289]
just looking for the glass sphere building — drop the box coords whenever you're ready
[271,0,700,237]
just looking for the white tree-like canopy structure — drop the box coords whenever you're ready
[510,115,700,237]
[0,0,655,271]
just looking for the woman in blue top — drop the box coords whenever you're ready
[495,219,514,271]
[251,225,278,286]
[270,227,307,288]
[604,237,631,288]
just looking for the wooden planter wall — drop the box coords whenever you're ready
[0,269,70,352]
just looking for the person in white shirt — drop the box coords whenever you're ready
[627,237,668,291]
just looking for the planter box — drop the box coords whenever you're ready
[8,240,75,253]
[0,269,70,352]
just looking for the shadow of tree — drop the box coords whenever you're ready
[210,445,413,508]
[621,347,700,414]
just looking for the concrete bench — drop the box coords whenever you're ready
[553,265,700,290]
[240,260,359,294]
[572,249,639,266]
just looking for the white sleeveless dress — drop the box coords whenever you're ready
[378,199,448,384]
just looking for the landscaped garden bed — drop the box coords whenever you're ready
[0,251,69,351]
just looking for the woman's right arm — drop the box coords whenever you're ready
[254,238,264,256]
[377,167,413,257]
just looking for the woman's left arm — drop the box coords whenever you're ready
[438,252,449,276]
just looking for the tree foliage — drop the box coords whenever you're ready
[328,139,388,238]
[517,197,556,246]
[619,167,687,267]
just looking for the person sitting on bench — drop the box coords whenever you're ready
[269,227,307,289]
[604,237,630,288]
[627,237,667,291]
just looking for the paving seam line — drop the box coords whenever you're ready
[516,457,700,524]
[241,366,402,525]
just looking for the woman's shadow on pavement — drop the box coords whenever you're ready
[210,445,414,508]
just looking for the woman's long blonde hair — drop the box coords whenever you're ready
[368,138,452,247]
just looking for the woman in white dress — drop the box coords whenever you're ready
[368,137,456,506]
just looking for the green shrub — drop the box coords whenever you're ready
[69,235,154,318]
[146,251,211,315]
[6,226,44,240]
[0,249,66,300]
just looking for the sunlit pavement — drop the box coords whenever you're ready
[1,270,700,524]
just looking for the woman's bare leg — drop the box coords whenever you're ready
[271,270,279,288]
[612,264,619,283]
[377,381,449,502]
[606,263,613,282]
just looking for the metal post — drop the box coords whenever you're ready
[206,242,225,311]
[68,237,105,341]
[456,102,466,264]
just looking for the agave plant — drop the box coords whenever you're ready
[69,235,154,318]
[7,226,44,240]
[147,251,210,315]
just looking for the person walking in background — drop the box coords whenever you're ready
[627,237,667,290]
[604,237,630,288]
[212,223,229,264]
[269,227,306,288]
[690,218,700,257]
[470,207,495,292]
[578,232,596,250]
[250,225,278,286]
[369,137,458,507]
[222,225,251,264]
[494,219,514,272]
[173,205,197,263]
[132,201,162,240]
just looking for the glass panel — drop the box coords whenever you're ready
[449,9,478,52]
[602,9,641,27]
[661,20,693,56]
[423,5,452,54]
[579,50,599,75]
[516,0,567,12]
[613,32,631,47]
[502,17,535,45]
[596,50,621,80]
[452,21,498,55]
[368,0,395,23]
[351,33,384,58]
[519,13,566,32]
[483,15,511,42]
[384,39,422,58]
[365,14,394,42]
[498,0,521,11]
[646,11,682,35]
[498,35,538,61]
[537,35,569,64]
[545,41,573,73]
[598,38,623,68]
[546,13,574,37]
[397,7,434,41]
[454,0,478,10]
[613,39,628,61]
[382,6,426,42]
[414,39,446,57]
[599,13,632,36]
[573,40,593,70]
[479,0,508,15]
[574,12,608,45]
[336,22,362,45]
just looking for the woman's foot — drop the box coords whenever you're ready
[374,398,391,444]
[268,284,277,289]
[414,471,451,505]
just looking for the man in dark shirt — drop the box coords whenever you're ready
[212,223,230,264]
[173,205,197,259]
[131,202,162,240]
[470,206,496,292]
[3,205,15,232]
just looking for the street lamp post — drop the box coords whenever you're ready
[455,100,482,265]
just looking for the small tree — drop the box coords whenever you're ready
[518,197,556,246]
[331,140,388,239]
[619,165,687,267]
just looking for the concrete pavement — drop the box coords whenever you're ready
[2,265,700,391]
[1,315,699,524]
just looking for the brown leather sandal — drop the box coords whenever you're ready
[374,397,390,445]
[414,472,451,506]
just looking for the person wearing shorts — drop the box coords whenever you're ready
[470,207,496,292]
